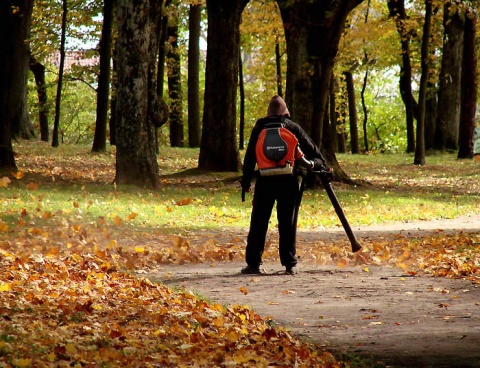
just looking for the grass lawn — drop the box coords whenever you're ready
[3,141,479,233]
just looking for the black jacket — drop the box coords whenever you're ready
[241,115,328,190]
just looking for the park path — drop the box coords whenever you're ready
[149,215,480,368]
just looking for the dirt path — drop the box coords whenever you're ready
[149,216,480,368]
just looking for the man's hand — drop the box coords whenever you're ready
[241,184,251,202]
[313,160,329,172]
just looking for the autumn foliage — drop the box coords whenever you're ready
[0,183,344,365]
[0,244,339,367]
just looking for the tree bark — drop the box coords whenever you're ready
[434,1,465,151]
[337,85,348,153]
[198,0,248,171]
[29,56,49,142]
[275,39,283,97]
[52,0,68,147]
[115,0,163,189]
[277,0,363,182]
[424,87,437,150]
[6,2,35,142]
[238,52,245,150]
[387,0,417,153]
[414,0,433,166]
[156,2,170,98]
[92,0,114,153]
[457,8,477,159]
[0,0,34,170]
[167,8,184,147]
[149,0,168,148]
[13,86,36,140]
[344,71,360,154]
[187,3,201,148]
[109,46,117,146]
[360,0,370,153]
[153,2,170,154]
[361,67,369,153]
[329,73,338,152]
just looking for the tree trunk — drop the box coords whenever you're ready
[414,0,433,166]
[344,71,360,154]
[0,0,34,170]
[275,39,283,97]
[434,1,464,151]
[238,52,245,150]
[387,0,417,153]
[337,86,348,153]
[457,8,477,159]
[187,3,201,148]
[29,56,49,142]
[156,3,169,98]
[11,57,35,141]
[329,73,338,152]
[115,0,163,189]
[92,0,114,153]
[109,46,117,146]
[360,0,370,153]
[52,0,68,148]
[361,67,369,152]
[277,0,364,182]
[424,88,437,150]
[198,0,248,171]
[8,14,35,141]
[322,104,355,184]
[154,3,170,154]
[149,2,168,137]
[167,8,184,147]
[13,87,36,140]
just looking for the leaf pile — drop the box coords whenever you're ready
[140,229,480,283]
[0,220,341,367]
[1,219,478,367]
[307,232,480,282]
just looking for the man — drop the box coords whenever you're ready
[241,95,329,275]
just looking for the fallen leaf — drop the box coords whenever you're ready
[26,182,39,190]
[127,212,138,220]
[0,177,11,187]
[13,171,24,179]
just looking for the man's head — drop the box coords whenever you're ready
[267,95,290,117]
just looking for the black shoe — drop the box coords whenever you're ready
[241,265,262,274]
[285,266,297,275]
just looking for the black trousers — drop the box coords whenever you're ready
[245,174,304,268]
